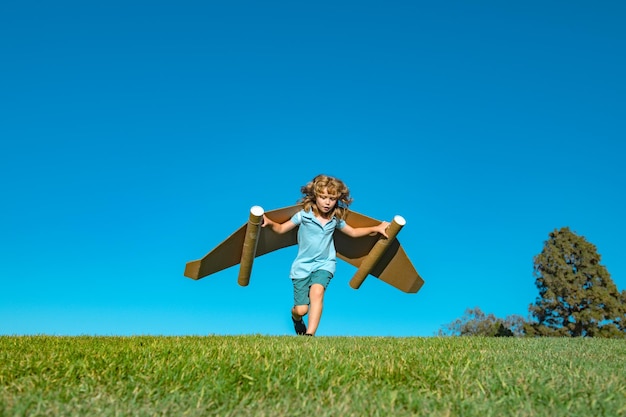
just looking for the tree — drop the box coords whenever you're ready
[619,290,626,332]
[525,227,625,338]
[439,307,525,337]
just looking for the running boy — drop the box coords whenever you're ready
[262,174,389,336]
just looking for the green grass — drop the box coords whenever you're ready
[1,336,625,416]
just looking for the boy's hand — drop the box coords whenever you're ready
[262,214,273,228]
[378,221,390,238]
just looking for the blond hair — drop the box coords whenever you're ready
[298,174,353,220]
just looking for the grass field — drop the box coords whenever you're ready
[1,336,625,416]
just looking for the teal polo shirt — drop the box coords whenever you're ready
[290,209,346,279]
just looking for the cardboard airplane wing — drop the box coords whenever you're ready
[184,205,300,281]
[333,210,424,293]
[184,205,424,294]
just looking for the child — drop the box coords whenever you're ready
[262,174,389,336]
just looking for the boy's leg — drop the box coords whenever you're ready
[291,278,310,335]
[305,270,333,336]
[306,284,325,336]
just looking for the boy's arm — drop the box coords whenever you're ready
[340,221,390,239]
[262,215,297,235]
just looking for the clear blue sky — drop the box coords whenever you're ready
[2,1,625,337]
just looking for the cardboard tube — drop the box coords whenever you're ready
[349,215,406,289]
[237,205,264,286]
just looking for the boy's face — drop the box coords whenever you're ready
[315,187,338,215]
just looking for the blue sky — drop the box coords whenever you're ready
[1,1,625,337]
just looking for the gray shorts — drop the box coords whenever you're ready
[292,270,333,306]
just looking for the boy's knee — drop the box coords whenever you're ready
[293,305,309,317]
[309,284,325,300]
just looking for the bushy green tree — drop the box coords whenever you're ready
[619,291,626,332]
[439,307,525,337]
[525,227,625,338]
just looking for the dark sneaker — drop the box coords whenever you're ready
[292,316,307,335]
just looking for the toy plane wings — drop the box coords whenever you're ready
[184,205,424,293]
